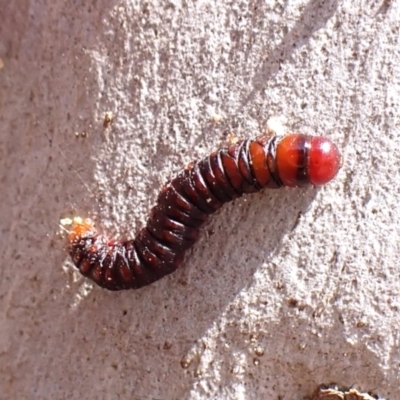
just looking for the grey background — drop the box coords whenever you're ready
[1,1,399,399]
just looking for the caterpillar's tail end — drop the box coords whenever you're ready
[68,217,97,244]
[67,217,101,280]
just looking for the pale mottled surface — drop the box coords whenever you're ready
[0,1,399,399]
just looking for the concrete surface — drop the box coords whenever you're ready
[1,0,399,399]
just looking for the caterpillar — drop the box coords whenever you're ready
[68,133,341,291]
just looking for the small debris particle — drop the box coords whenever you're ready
[253,358,260,366]
[254,346,265,357]
[103,111,114,128]
[180,358,191,369]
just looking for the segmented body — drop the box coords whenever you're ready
[68,133,341,290]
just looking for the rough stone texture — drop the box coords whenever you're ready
[0,1,399,399]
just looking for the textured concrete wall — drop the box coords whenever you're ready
[1,1,399,399]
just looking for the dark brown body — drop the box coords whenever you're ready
[68,134,341,290]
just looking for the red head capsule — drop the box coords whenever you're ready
[308,136,342,185]
[275,134,341,187]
